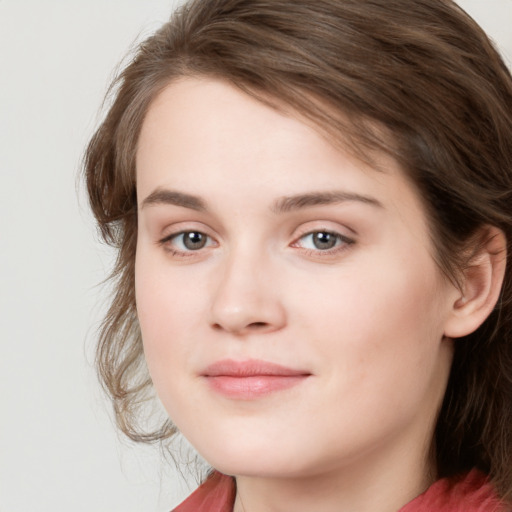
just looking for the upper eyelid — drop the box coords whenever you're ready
[159,231,353,259]
[291,222,357,240]
[159,222,217,239]
[156,220,357,245]
[292,230,354,246]
[158,231,218,257]
[161,230,216,244]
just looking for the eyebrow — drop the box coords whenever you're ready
[141,188,207,211]
[140,188,383,213]
[271,191,383,214]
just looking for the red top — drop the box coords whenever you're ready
[172,471,236,512]
[172,469,506,512]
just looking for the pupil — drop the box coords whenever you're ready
[313,232,336,250]
[184,232,206,250]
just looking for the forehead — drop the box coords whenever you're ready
[136,77,337,172]
[136,77,425,225]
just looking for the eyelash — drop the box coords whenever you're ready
[158,231,216,257]
[291,230,355,257]
[158,229,355,258]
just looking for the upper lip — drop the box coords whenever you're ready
[202,359,311,377]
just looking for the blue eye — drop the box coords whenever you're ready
[167,231,212,251]
[297,231,352,251]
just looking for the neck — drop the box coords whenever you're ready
[233,434,435,512]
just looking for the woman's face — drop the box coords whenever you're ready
[135,78,457,480]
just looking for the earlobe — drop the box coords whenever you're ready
[443,226,507,339]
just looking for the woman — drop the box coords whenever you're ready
[84,0,512,510]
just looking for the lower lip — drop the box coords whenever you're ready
[205,375,308,399]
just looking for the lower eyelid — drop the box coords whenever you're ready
[163,247,198,258]
[292,231,356,256]
[158,230,218,256]
[158,228,354,255]
[300,240,354,257]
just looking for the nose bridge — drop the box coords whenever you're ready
[209,239,286,335]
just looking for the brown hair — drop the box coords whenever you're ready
[84,0,512,501]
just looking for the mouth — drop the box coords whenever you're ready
[201,359,311,399]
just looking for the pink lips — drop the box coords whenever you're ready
[202,359,311,399]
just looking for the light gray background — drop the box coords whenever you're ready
[1,1,511,511]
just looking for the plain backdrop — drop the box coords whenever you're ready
[0,1,511,511]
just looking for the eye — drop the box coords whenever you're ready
[180,231,209,250]
[301,232,339,250]
[293,230,354,252]
[161,230,214,252]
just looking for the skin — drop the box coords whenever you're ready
[135,77,462,512]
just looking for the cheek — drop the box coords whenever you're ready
[290,250,449,398]
[295,264,449,459]
[135,253,203,386]
[136,277,203,430]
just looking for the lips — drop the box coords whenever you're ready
[202,359,311,399]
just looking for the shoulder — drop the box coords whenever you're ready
[171,471,235,512]
[399,470,508,512]
[170,469,507,512]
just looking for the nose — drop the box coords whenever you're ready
[209,249,287,336]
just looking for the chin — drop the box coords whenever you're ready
[187,432,299,478]
[193,433,331,480]
[208,457,306,479]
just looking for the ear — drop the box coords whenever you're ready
[443,226,507,339]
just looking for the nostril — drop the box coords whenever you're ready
[248,322,268,329]
[211,320,269,333]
